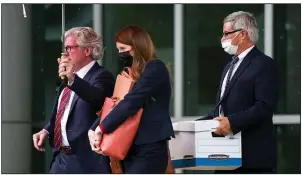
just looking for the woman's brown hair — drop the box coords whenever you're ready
[115,25,157,81]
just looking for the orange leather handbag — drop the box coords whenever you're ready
[96,67,143,160]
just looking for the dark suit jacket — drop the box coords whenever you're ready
[199,47,278,169]
[44,62,115,173]
[91,59,175,145]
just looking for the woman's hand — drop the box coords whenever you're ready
[88,127,104,154]
[88,129,97,150]
[88,129,101,153]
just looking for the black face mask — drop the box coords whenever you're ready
[118,51,133,67]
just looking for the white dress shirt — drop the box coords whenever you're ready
[219,45,255,116]
[57,60,96,146]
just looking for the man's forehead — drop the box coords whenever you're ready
[64,36,76,45]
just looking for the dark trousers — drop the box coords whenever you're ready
[49,151,85,173]
[215,167,276,174]
[122,140,168,174]
[49,151,111,174]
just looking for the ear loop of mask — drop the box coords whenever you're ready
[236,39,243,46]
[231,31,243,46]
[126,49,134,59]
[236,31,245,47]
[231,31,241,41]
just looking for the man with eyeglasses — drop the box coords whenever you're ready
[198,11,278,174]
[32,27,114,173]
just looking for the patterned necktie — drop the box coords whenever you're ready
[219,56,239,116]
[221,56,239,99]
[54,87,71,150]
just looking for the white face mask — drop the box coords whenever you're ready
[221,32,241,55]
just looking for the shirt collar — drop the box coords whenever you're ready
[76,60,96,79]
[237,45,255,61]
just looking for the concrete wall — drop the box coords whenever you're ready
[1,4,32,173]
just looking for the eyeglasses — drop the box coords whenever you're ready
[222,29,242,38]
[64,45,79,52]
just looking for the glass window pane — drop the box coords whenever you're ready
[184,4,265,116]
[274,5,301,114]
[103,4,174,115]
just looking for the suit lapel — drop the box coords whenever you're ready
[68,62,100,114]
[222,47,260,101]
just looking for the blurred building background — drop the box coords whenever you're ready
[1,3,301,174]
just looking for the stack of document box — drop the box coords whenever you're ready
[169,120,242,170]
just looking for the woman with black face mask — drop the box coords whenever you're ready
[118,50,133,68]
[89,25,175,174]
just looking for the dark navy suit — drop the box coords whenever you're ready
[92,59,175,173]
[198,47,278,173]
[44,62,114,173]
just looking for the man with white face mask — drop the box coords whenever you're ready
[197,11,278,174]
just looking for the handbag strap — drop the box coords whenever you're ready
[121,67,154,108]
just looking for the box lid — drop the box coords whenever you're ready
[173,120,219,132]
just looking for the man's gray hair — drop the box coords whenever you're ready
[223,11,259,44]
[64,27,104,60]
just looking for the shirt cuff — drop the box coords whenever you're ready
[99,123,106,134]
[42,129,49,135]
[67,72,76,86]
[68,79,74,86]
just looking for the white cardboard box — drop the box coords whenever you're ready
[169,120,242,170]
